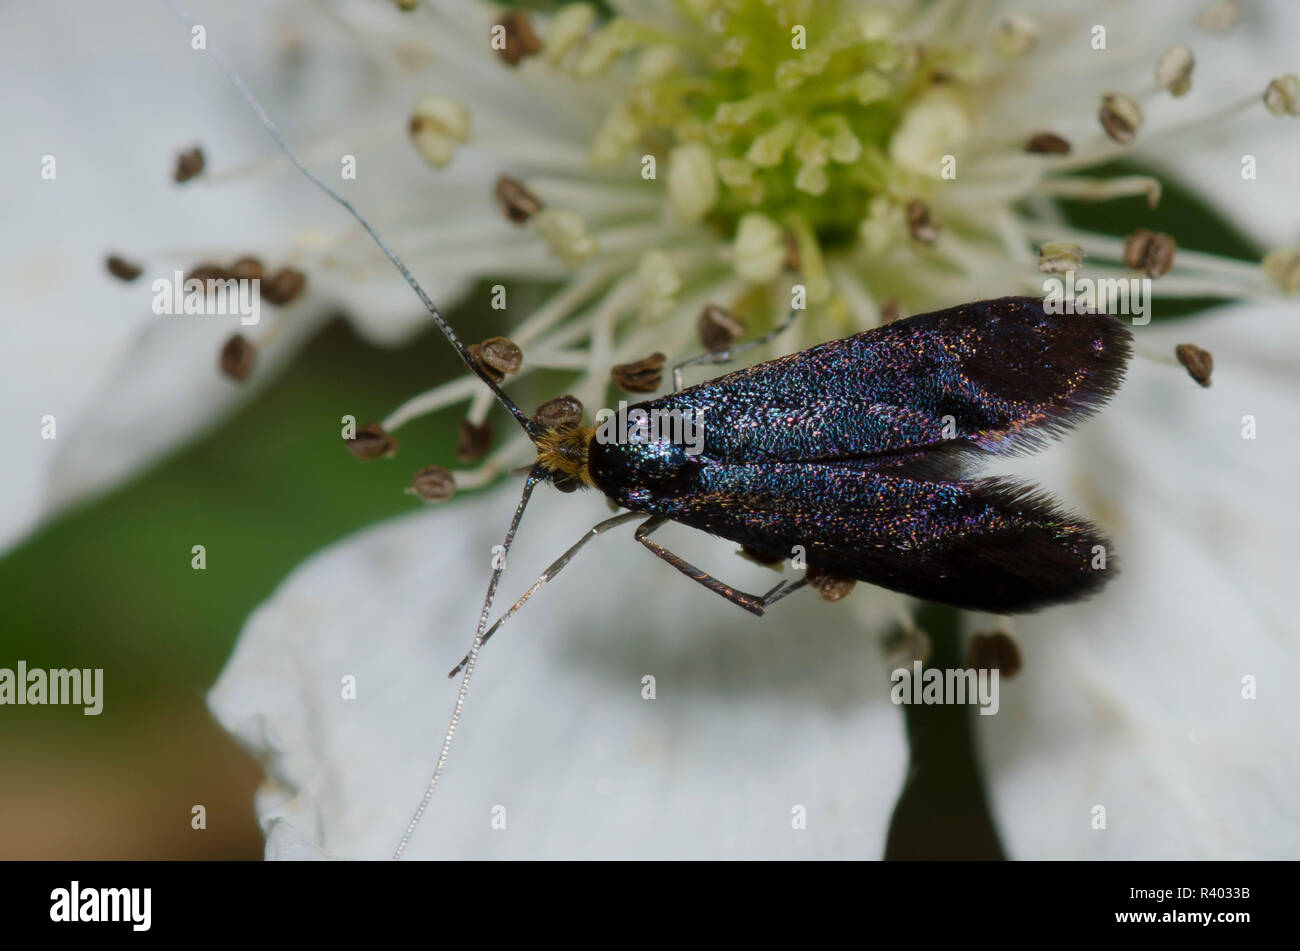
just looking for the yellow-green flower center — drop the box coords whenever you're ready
[576,0,973,252]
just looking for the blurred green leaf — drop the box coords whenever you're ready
[884,605,1005,860]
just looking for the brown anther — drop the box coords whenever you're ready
[1264,75,1300,117]
[532,394,584,430]
[611,352,666,393]
[174,146,205,183]
[1099,93,1142,144]
[782,230,801,271]
[218,334,256,381]
[187,263,229,283]
[346,422,400,460]
[1024,132,1071,154]
[1123,228,1176,278]
[263,267,306,306]
[886,625,931,667]
[495,175,543,224]
[478,336,523,375]
[105,255,142,282]
[905,200,939,245]
[697,304,746,352]
[1144,233,1176,277]
[1197,0,1239,33]
[1155,46,1195,98]
[408,465,456,502]
[467,344,504,383]
[804,564,856,602]
[228,256,264,281]
[455,419,494,463]
[738,545,785,567]
[879,298,900,324]
[1122,230,1152,269]
[495,10,541,67]
[1175,343,1214,387]
[965,631,1022,678]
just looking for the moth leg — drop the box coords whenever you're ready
[446,510,644,677]
[672,308,801,391]
[763,577,808,606]
[634,516,806,615]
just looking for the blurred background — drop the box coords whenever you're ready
[0,0,1285,859]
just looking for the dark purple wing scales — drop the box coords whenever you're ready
[604,462,1111,613]
[643,296,1131,465]
[587,295,1130,613]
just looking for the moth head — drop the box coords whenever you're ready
[535,420,596,491]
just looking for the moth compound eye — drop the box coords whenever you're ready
[552,474,581,493]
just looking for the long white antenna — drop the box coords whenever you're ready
[394,469,542,859]
[166,0,541,438]
[167,2,551,858]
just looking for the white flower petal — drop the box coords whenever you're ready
[0,0,592,552]
[211,485,908,859]
[980,303,1300,859]
[1,1,333,549]
[1133,1,1300,250]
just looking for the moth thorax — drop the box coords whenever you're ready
[536,422,596,487]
